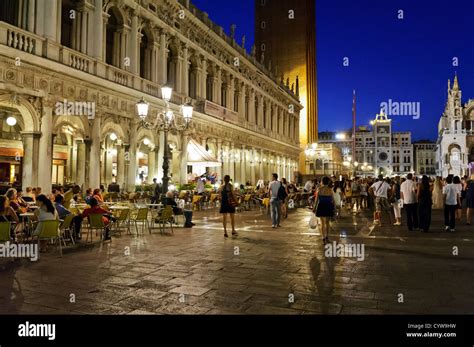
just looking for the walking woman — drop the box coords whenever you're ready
[218,175,238,237]
[418,175,432,232]
[432,177,444,209]
[314,176,335,244]
[392,176,402,226]
[453,176,463,221]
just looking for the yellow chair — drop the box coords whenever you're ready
[192,195,202,210]
[210,193,220,208]
[154,205,174,234]
[178,191,187,199]
[0,221,11,242]
[113,208,130,235]
[243,194,252,210]
[60,214,76,245]
[87,214,107,243]
[35,220,62,256]
[131,208,149,235]
[261,198,270,215]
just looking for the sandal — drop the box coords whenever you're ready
[224,232,228,238]
[232,231,238,236]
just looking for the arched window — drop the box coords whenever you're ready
[139,30,152,80]
[61,0,75,49]
[244,94,249,121]
[105,9,122,67]
[188,60,197,99]
[221,83,227,107]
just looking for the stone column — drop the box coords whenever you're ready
[200,58,208,100]
[179,135,189,184]
[216,140,223,183]
[80,8,88,54]
[229,144,235,181]
[43,0,58,40]
[259,149,264,180]
[89,116,101,189]
[130,11,139,74]
[181,44,189,96]
[238,83,245,117]
[158,30,167,84]
[151,42,159,82]
[248,90,255,125]
[174,44,183,93]
[240,145,246,185]
[88,0,103,59]
[250,148,256,186]
[37,103,53,194]
[116,145,125,189]
[257,95,264,127]
[27,0,36,32]
[214,66,222,104]
[20,132,38,189]
[105,146,113,184]
[76,140,86,188]
[126,120,138,191]
[228,75,235,110]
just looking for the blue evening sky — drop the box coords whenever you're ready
[191,0,474,141]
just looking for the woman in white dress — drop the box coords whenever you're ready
[432,177,444,209]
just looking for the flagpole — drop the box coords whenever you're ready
[352,90,356,177]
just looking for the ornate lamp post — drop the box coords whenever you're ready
[136,86,193,196]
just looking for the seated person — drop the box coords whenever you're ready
[81,198,114,240]
[0,195,19,239]
[84,188,93,205]
[32,195,59,251]
[55,195,83,240]
[23,187,36,202]
[163,191,194,228]
[6,188,27,214]
[16,189,29,208]
[107,181,120,193]
[92,188,104,203]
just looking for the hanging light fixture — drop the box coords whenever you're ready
[6,116,17,126]
[109,133,118,141]
[136,97,149,119]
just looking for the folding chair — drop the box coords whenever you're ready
[113,208,130,235]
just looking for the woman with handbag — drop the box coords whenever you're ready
[314,176,335,244]
[218,175,238,238]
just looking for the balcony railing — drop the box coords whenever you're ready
[60,47,93,73]
[0,22,44,55]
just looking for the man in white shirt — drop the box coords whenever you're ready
[196,178,205,195]
[369,175,392,226]
[400,173,419,231]
[304,179,314,193]
[268,173,282,228]
[443,175,461,232]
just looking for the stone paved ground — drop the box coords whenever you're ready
[1,205,473,315]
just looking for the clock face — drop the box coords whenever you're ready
[379,152,388,161]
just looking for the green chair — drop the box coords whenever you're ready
[155,206,174,234]
[87,214,107,243]
[60,214,76,245]
[131,208,149,235]
[35,220,62,256]
[0,221,11,242]
[113,208,130,235]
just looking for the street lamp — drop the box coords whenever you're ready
[136,86,193,196]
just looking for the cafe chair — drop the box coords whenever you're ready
[60,214,76,245]
[155,205,174,234]
[113,208,130,235]
[0,221,11,243]
[131,208,149,235]
[34,220,63,256]
[87,214,107,242]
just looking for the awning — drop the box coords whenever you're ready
[187,138,221,167]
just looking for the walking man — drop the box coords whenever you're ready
[443,175,461,232]
[268,173,282,229]
[400,173,419,231]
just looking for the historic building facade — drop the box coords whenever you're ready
[319,112,414,177]
[413,140,436,176]
[0,0,301,193]
[436,75,474,177]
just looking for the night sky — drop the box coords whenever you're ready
[191,0,474,141]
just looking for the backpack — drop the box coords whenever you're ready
[277,182,288,201]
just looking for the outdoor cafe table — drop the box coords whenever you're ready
[109,205,130,210]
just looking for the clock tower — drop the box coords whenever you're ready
[373,111,392,177]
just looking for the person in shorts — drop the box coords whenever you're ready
[370,175,393,226]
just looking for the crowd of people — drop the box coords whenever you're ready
[215,172,474,242]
